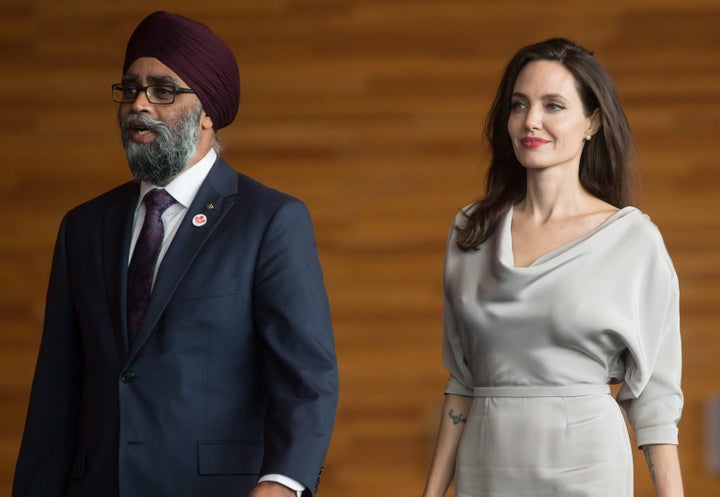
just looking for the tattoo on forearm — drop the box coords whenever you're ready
[448,409,467,425]
[643,446,657,486]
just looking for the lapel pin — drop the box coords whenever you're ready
[206,203,214,210]
[192,213,208,227]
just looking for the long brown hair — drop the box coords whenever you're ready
[456,38,636,250]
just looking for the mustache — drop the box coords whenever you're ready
[119,113,170,134]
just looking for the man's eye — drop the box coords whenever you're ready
[123,87,139,96]
[154,87,174,96]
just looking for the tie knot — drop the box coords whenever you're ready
[143,188,175,216]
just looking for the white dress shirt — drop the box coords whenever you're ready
[128,148,217,273]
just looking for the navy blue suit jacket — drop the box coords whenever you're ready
[13,159,339,497]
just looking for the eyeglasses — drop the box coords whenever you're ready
[111,84,196,104]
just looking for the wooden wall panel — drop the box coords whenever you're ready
[1,1,719,495]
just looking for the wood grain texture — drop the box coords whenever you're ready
[2,1,719,496]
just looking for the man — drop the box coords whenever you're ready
[13,11,338,497]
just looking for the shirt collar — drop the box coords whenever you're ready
[137,148,217,209]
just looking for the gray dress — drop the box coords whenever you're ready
[442,206,683,497]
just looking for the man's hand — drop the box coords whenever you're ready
[247,481,297,497]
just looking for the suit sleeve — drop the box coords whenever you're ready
[13,214,82,497]
[252,199,338,496]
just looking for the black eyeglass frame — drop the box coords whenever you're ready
[111,83,196,104]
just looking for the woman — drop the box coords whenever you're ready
[422,39,683,497]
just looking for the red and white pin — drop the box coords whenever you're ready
[192,213,208,227]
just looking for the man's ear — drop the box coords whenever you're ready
[201,113,214,131]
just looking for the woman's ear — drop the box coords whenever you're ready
[587,108,602,137]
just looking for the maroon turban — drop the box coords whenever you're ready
[123,11,240,130]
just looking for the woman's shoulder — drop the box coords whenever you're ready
[614,206,664,240]
[451,200,502,225]
[613,206,676,272]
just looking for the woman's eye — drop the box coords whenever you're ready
[547,103,565,111]
[510,101,526,111]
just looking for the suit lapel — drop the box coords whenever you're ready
[127,159,239,359]
[103,182,140,358]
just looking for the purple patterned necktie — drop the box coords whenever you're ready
[127,188,175,347]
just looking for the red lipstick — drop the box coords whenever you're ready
[521,137,550,148]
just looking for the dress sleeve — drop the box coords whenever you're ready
[617,235,683,448]
[441,221,474,397]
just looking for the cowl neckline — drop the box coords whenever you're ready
[497,205,639,270]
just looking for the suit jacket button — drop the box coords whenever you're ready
[121,371,136,383]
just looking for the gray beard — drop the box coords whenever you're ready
[119,107,202,185]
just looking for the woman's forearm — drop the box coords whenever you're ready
[422,394,473,497]
[642,444,684,497]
